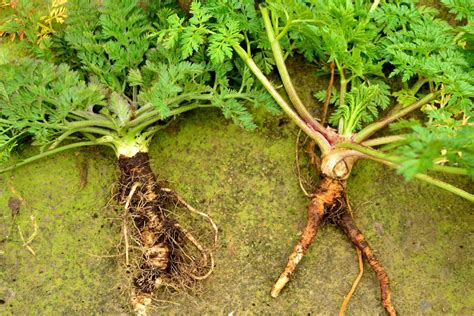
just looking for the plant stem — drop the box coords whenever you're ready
[411,78,429,95]
[413,173,474,202]
[134,91,212,118]
[430,164,469,176]
[130,95,214,129]
[321,61,335,126]
[65,119,116,130]
[335,142,396,162]
[336,143,472,201]
[354,93,438,142]
[275,18,292,41]
[129,103,216,135]
[362,135,407,146]
[369,0,381,13]
[337,62,347,134]
[233,44,331,153]
[50,127,112,149]
[0,141,104,173]
[337,142,469,175]
[261,7,330,138]
[69,111,112,122]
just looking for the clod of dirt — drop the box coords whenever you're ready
[8,197,21,217]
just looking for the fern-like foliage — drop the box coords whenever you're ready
[441,0,474,21]
[372,1,474,178]
[151,1,280,129]
[0,0,277,166]
[193,0,473,181]
[329,81,391,133]
[0,59,104,154]
[63,0,151,92]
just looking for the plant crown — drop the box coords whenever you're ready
[162,0,473,188]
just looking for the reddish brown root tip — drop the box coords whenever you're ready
[271,177,344,297]
[336,210,397,316]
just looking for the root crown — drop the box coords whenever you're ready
[272,175,397,314]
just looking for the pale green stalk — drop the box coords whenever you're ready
[362,135,407,146]
[335,142,472,201]
[0,141,107,173]
[260,7,330,139]
[50,127,113,149]
[233,44,331,153]
[354,93,438,142]
[129,103,216,135]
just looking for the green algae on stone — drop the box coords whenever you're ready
[0,148,125,314]
[0,109,472,314]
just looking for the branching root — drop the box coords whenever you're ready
[335,209,396,316]
[117,153,217,315]
[271,177,345,297]
[272,174,396,315]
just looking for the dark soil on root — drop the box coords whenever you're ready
[272,176,396,314]
[117,152,208,298]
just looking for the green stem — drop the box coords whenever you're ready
[361,134,407,146]
[430,164,469,176]
[413,173,473,202]
[49,127,112,149]
[337,62,347,134]
[134,91,212,118]
[369,0,380,13]
[354,92,438,142]
[130,94,215,128]
[68,111,113,122]
[275,19,292,41]
[336,143,473,201]
[261,7,330,139]
[233,44,331,153]
[129,103,216,135]
[337,142,470,176]
[65,119,116,130]
[336,142,397,162]
[411,78,429,95]
[0,141,107,173]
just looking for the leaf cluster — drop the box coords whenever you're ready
[0,59,104,155]
[152,1,280,128]
[0,0,277,167]
[0,0,68,59]
[194,0,473,180]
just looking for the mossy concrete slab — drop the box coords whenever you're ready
[1,107,472,315]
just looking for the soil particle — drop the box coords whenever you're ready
[8,197,21,217]
[374,222,384,236]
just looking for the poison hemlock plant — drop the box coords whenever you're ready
[0,0,276,314]
[168,0,473,314]
[0,0,67,56]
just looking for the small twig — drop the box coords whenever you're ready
[174,223,215,281]
[339,247,364,316]
[150,297,181,307]
[162,188,218,248]
[86,252,121,259]
[124,182,141,266]
[321,61,335,126]
[125,182,141,210]
[8,179,26,204]
[305,140,320,172]
[17,215,38,256]
[78,155,89,191]
[339,193,364,316]
[295,129,312,197]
